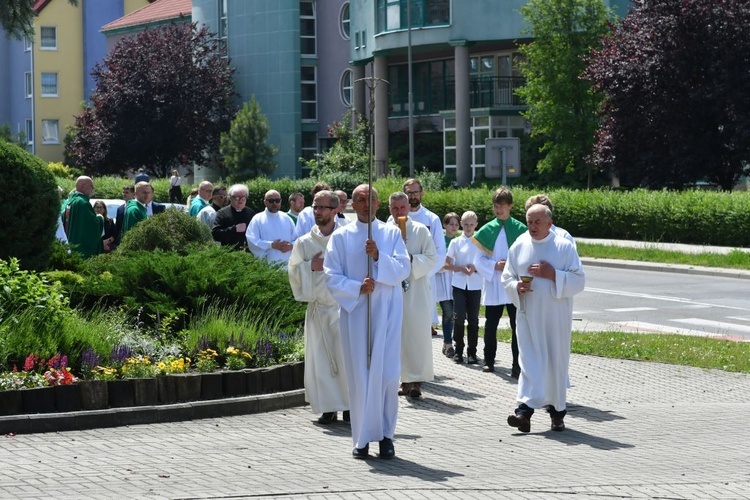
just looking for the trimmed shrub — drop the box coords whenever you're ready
[0,141,59,270]
[64,246,306,334]
[117,208,214,254]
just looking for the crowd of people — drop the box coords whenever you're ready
[58,174,585,459]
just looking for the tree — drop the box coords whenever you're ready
[220,96,278,180]
[1,0,77,39]
[517,0,612,188]
[586,0,750,191]
[301,111,371,177]
[66,21,236,178]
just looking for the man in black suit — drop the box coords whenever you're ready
[114,185,135,247]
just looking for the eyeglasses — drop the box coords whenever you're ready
[312,205,337,211]
[265,198,281,204]
[231,195,247,201]
[405,190,422,196]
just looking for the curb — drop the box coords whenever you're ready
[580,257,750,280]
[0,389,306,435]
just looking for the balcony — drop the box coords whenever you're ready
[389,76,526,117]
[445,76,527,109]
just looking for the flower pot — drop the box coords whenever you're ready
[244,368,263,395]
[261,366,281,394]
[278,363,295,392]
[200,372,223,400]
[54,384,83,412]
[22,386,56,414]
[0,390,23,416]
[157,376,177,404]
[132,378,159,406]
[222,370,246,397]
[290,361,305,390]
[79,380,108,410]
[108,379,135,408]
[173,373,201,402]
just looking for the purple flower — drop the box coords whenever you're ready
[110,345,133,365]
[81,348,101,370]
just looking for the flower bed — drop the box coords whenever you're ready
[0,361,304,416]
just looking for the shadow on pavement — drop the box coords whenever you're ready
[541,427,634,450]
[567,403,626,423]
[365,455,464,481]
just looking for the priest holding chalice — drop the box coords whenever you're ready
[500,203,586,433]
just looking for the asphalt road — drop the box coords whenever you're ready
[576,264,750,341]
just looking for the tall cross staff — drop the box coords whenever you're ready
[355,75,389,369]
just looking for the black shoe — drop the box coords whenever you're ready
[467,355,478,365]
[317,412,337,424]
[352,444,369,459]
[482,364,494,373]
[507,413,531,433]
[343,410,350,422]
[551,415,565,431]
[453,353,464,364]
[379,438,395,459]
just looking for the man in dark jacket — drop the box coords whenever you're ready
[212,184,255,250]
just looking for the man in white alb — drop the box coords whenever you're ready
[246,189,296,265]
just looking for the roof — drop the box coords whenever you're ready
[32,0,53,14]
[101,0,192,33]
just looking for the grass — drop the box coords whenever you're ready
[577,243,750,270]
[495,329,750,374]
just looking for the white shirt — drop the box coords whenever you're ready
[448,234,483,291]
[246,209,297,264]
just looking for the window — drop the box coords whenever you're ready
[40,26,57,50]
[301,65,317,121]
[24,37,32,51]
[300,1,316,56]
[42,120,59,144]
[25,72,32,98]
[340,69,353,106]
[41,73,58,97]
[339,2,350,39]
[376,0,450,33]
[218,0,228,56]
[301,131,318,161]
[25,120,33,145]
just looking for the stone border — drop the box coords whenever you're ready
[0,389,306,435]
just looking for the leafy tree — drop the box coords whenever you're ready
[66,21,236,178]
[517,0,612,188]
[586,0,750,191]
[220,96,278,180]
[302,111,371,177]
[0,0,77,39]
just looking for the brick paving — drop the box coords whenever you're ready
[1,334,749,499]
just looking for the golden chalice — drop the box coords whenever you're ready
[520,275,534,292]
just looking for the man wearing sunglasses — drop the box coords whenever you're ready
[246,189,296,265]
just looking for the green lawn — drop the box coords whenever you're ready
[484,243,750,374]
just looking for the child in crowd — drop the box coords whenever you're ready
[446,211,483,364]
[435,213,459,357]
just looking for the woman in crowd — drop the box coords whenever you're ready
[169,169,182,203]
[93,200,117,252]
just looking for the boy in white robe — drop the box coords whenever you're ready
[501,204,585,433]
[288,190,349,425]
[324,184,410,460]
[388,191,438,398]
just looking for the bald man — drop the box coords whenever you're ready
[62,176,103,258]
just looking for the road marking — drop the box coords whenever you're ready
[606,307,657,312]
[670,318,750,335]
[585,287,750,312]
[726,316,750,322]
[610,321,747,340]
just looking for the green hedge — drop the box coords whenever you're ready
[57,175,750,247]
